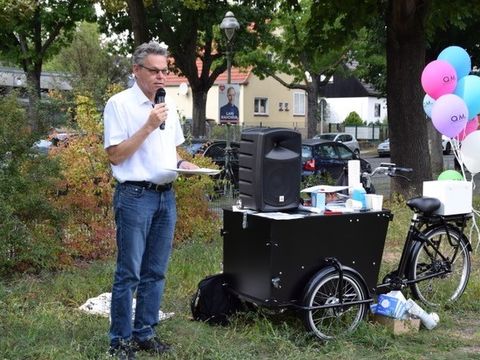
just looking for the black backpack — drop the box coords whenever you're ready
[190,273,243,326]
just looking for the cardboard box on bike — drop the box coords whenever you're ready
[422,180,472,215]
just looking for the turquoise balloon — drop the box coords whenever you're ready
[438,46,471,79]
[438,170,464,181]
[454,75,480,119]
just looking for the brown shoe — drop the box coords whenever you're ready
[133,336,171,354]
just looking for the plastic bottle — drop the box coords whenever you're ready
[351,187,367,209]
[405,299,440,330]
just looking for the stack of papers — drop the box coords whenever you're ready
[301,185,349,193]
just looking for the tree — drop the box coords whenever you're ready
[47,22,131,108]
[99,0,275,137]
[0,0,96,132]
[344,111,363,125]
[240,0,374,138]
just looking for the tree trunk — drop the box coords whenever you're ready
[191,89,207,137]
[126,0,149,47]
[428,120,444,177]
[386,0,432,198]
[25,67,42,133]
[306,81,318,138]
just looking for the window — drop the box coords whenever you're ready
[374,103,381,117]
[254,98,268,115]
[293,92,305,115]
[336,144,354,160]
[339,135,352,142]
[319,144,337,158]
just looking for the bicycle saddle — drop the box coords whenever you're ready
[406,196,441,214]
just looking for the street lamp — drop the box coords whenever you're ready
[220,11,239,198]
[220,11,239,84]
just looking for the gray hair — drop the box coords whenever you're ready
[132,41,168,65]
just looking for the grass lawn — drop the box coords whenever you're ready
[1,201,479,359]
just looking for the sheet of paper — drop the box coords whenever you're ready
[253,212,306,220]
[301,185,349,193]
[165,168,221,175]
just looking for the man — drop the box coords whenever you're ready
[103,41,197,359]
[219,86,239,123]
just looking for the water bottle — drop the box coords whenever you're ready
[351,187,367,209]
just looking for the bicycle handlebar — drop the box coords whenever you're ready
[364,163,413,179]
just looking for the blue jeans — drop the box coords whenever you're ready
[109,182,176,346]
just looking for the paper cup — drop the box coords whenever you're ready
[366,194,383,211]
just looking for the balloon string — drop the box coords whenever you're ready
[451,139,468,182]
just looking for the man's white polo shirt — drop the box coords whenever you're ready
[103,82,185,185]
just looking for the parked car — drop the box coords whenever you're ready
[377,136,454,157]
[302,138,372,187]
[377,138,390,157]
[313,132,360,155]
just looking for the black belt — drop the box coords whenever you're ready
[123,181,172,192]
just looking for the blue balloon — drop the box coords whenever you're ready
[438,46,471,79]
[454,75,480,119]
[423,94,435,118]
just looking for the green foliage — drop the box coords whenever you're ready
[47,22,131,109]
[0,0,96,132]
[174,148,221,245]
[0,93,64,276]
[344,111,364,125]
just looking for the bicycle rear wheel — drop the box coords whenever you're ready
[302,267,368,340]
[408,226,471,307]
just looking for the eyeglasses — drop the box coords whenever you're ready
[138,64,169,76]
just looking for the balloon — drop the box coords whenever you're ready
[431,94,468,137]
[421,60,457,99]
[423,94,435,118]
[460,130,480,174]
[455,116,479,141]
[438,170,464,181]
[453,75,480,119]
[437,46,472,79]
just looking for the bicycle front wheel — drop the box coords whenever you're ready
[409,226,471,307]
[302,268,368,340]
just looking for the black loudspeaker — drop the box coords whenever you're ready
[239,127,301,212]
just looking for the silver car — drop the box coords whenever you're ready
[313,132,360,155]
[377,136,454,157]
[377,138,390,157]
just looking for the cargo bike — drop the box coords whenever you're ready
[221,164,473,340]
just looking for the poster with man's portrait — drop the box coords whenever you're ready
[219,84,240,124]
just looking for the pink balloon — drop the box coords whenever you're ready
[421,60,457,100]
[431,94,468,138]
[456,116,479,141]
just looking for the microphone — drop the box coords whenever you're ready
[155,88,166,130]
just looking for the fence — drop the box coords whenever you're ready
[328,124,389,142]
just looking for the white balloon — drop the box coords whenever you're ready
[460,130,480,174]
[423,94,435,118]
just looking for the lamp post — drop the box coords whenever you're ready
[220,11,239,198]
[220,11,239,85]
